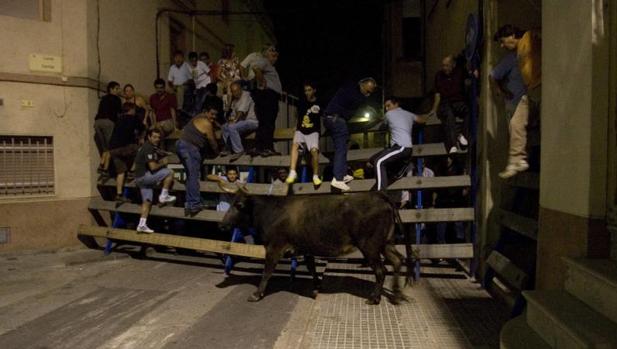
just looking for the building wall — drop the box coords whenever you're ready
[424,0,477,91]
[537,0,611,289]
[0,0,276,253]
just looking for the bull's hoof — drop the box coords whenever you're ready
[311,289,319,299]
[247,292,263,302]
[365,297,381,305]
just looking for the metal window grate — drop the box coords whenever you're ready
[0,135,54,196]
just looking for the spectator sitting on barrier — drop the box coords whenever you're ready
[369,96,436,191]
[272,168,288,184]
[134,128,176,233]
[122,84,148,126]
[167,50,193,116]
[206,167,243,212]
[95,81,122,170]
[286,81,323,186]
[435,55,470,154]
[103,103,147,204]
[188,51,211,116]
[176,105,220,217]
[489,25,527,124]
[149,78,178,139]
[221,81,258,161]
[496,27,542,179]
[324,77,377,191]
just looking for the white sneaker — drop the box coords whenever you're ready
[449,146,458,154]
[457,134,468,147]
[498,160,529,179]
[158,194,176,204]
[286,170,297,184]
[331,178,351,191]
[343,175,354,183]
[137,225,154,233]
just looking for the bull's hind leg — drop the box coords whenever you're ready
[383,244,407,304]
[359,249,386,305]
[248,246,284,302]
[305,255,321,298]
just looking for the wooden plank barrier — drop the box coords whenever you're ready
[97,175,470,196]
[498,208,538,240]
[77,224,474,260]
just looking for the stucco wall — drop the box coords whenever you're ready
[424,0,477,90]
[541,0,609,218]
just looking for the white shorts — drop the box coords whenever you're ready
[292,131,319,151]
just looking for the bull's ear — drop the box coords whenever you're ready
[233,200,245,210]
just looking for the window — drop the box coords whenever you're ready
[0,0,51,21]
[0,136,54,197]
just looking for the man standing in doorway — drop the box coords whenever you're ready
[167,50,192,115]
[241,45,282,157]
[323,77,377,191]
[435,55,469,154]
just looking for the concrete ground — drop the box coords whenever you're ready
[0,247,508,349]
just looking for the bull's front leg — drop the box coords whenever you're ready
[248,245,283,302]
[305,255,321,298]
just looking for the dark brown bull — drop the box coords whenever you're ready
[219,183,413,305]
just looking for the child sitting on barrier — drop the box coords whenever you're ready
[134,128,177,233]
[207,167,243,211]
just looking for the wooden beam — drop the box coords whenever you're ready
[88,197,225,222]
[498,209,538,240]
[78,224,265,258]
[291,175,470,194]
[166,128,295,142]
[203,153,330,167]
[396,243,473,259]
[98,178,289,196]
[486,250,528,290]
[78,225,473,260]
[346,143,452,162]
[399,208,474,223]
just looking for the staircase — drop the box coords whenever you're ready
[500,257,617,348]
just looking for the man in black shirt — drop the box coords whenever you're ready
[286,81,323,185]
[134,128,176,233]
[95,81,122,155]
[104,103,146,204]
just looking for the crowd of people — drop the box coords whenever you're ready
[93,23,540,235]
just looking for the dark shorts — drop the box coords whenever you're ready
[110,144,139,173]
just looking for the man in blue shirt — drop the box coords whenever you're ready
[490,25,527,121]
[324,77,377,191]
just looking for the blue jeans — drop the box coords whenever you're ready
[192,88,207,116]
[324,115,349,180]
[222,120,259,153]
[176,139,202,210]
[436,222,465,243]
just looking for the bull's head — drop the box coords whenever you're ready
[218,182,253,232]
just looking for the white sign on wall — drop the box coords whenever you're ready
[28,54,62,73]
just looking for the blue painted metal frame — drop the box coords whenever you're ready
[104,187,130,256]
[415,130,424,280]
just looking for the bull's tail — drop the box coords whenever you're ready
[393,205,416,286]
[379,192,415,286]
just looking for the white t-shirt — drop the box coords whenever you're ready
[231,91,257,122]
[190,61,211,89]
[167,62,191,86]
[240,52,262,81]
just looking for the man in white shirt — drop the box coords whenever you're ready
[221,81,259,161]
[188,51,211,115]
[167,50,192,114]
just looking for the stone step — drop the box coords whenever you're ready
[564,257,617,324]
[523,290,617,348]
[500,315,550,349]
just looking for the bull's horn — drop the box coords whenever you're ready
[238,183,250,195]
[218,181,239,194]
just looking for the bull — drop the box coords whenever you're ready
[218,183,414,305]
